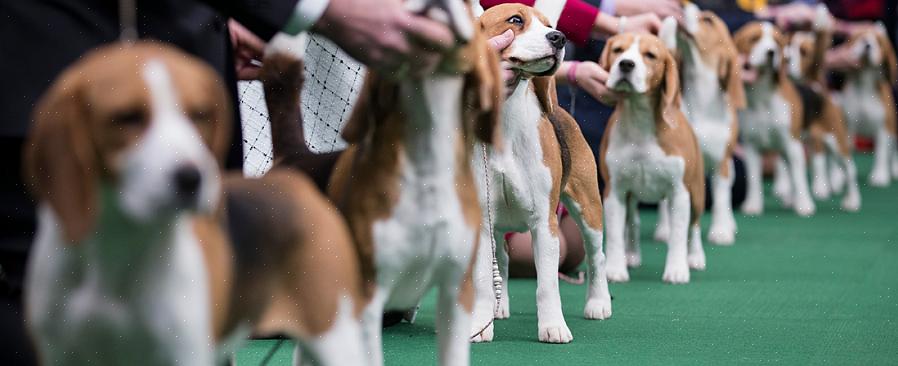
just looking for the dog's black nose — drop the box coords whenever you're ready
[766,49,776,60]
[546,31,566,50]
[173,165,202,198]
[619,59,635,73]
[864,43,872,52]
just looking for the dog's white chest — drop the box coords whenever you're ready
[842,71,886,134]
[371,77,475,309]
[606,116,684,202]
[740,88,792,149]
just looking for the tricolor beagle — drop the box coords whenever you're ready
[839,24,898,187]
[734,22,816,217]
[658,4,746,245]
[472,4,611,344]
[783,6,861,211]
[23,41,367,365]
[600,33,706,284]
[327,1,501,364]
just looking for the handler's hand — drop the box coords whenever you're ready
[621,13,663,35]
[572,61,618,105]
[229,19,266,80]
[616,0,682,21]
[487,30,517,86]
[313,0,455,77]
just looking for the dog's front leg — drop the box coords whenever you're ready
[559,196,612,320]
[653,199,670,242]
[740,144,764,215]
[604,190,629,283]
[436,280,472,366]
[470,225,497,343]
[870,128,894,186]
[625,195,641,268]
[494,229,511,320]
[662,185,691,284]
[784,139,816,216]
[773,156,794,207]
[530,219,572,343]
[708,159,736,245]
[835,153,861,211]
[360,289,389,365]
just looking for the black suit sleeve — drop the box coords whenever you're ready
[201,0,301,40]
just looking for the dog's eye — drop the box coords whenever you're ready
[507,15,523,25]
[189,110,212,124]
[612,47,624,54]
[645,52,657,60]
[702,16,714,25]
[111,109,146,126]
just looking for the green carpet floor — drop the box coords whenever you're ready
[237,154,898,365]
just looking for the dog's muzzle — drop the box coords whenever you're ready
[173,164,202,207]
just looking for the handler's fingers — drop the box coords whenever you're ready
[488,30,515,51]
[401,13,455,53]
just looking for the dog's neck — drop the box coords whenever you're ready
[81,185,198,295]
[616,92,660,140]
[680,42,728,117]
[744,68,778,108]
[398,76,465,177]
[501,77,544,140]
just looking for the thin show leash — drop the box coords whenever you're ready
[470,143,504,341]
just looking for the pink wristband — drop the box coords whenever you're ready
[567,61,580,88]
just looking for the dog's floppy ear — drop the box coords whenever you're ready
[598,39,616,71]
[877,30,898,85]
[206,71,233,165]
[464,38,504,145]
[533,76,558,115]
[25,72,98,244]
[342,74,395,143]
[719,48,747,109]
[659,50,682,127]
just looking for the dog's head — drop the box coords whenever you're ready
[25,42,232,243]
[785,31,817,80]
[669,4,745,107]
[734,22,788,83]
[847,24,898,85]
[601,34,681,125]
[478,3,566,78]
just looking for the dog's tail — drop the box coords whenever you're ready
[259,33,310,165]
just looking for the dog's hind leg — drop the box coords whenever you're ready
[871,128,893,186]
[740,144,765,215]
[559,194,611,320]
[530,217,573,343]
[784,139,816,216]
[662,185,691,284]
[604,190,630,283]
[773,156,794,207]
[708,159,736,245]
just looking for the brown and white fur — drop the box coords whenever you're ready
[839,24,898,187]
[734,22,816,217]
[327,1,502,364]
[782,6,861,211]
[658,4,746,245]
[471,4,611,344]
[23,41,367,365]
[600,33,706,284]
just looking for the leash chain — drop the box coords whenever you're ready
[470,143,503,340]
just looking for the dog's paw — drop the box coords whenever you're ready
[625,251,642,268]
[662,262,690,284]
[841,192,861,212]
[740,200,763,216]
[708,224,735,246]
[538,323,573,343]
[606,262,630,283]
[470,321,494,343]
[794,198,816,217]
[495,297,510,319]
[687,252,706,271]
[870,169,890,187]
[584,298,613,320]
[812,178,831,200]
[830,166,846,193]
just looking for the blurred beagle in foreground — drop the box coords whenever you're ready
[600,33,706,284]
[734,21,816,217]
[327,0,502,364]
[659,3,746,245]
[472,4,611,344]
[783,4,860,211]
[24,40,367,365]
[839,24,898,187]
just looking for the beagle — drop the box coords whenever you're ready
[733,22,816,217]
[600,33,706,284]
[472,4,611,344]
[24,41,367,365]
[782,6,861,211]
[658,4,746,245]
[839,24,898,187]
[327,1,501,364]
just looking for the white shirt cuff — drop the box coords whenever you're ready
[599,0,616,16]
[283,0,331,35]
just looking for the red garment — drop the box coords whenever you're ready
[480,0,600,46]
